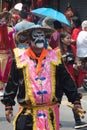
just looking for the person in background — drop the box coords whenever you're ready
[64,4,74,33]
[71,16,82,49]
[9,4,22,27]
[21,0,36,23]
[76,20,87,81]
[3,0,9,11]
[13,9,35,48]
[3,0,14,11]
[41,17,56,49]
[49,20,63,49]
[1,25,84,130]
[0,11,14,97]
[76,20,87,60]
[59,31,87,129]
[14,9,35,33]
[21,0,32,11]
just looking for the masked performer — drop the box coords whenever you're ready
[1,25,83,130]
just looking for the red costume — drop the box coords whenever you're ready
[0,12,16,93]
[62,44,85,88]
[71,27,82,49]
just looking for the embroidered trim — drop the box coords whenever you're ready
[13,48,27,68]
[50,49,62,101]
[13,107,23,130]
[48,109,54,130]
[33,109,37,130]
[23,65,36,105]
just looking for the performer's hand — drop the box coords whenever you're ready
[73,101,82,114]
[74,103,82,111]
[5,110,13,123]
[73,101,86,118]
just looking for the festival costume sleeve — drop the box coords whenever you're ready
[1,60,19,106]
[56,62,81,104]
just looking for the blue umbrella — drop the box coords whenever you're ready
[31,7,71,27]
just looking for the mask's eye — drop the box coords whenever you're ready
[33,34,37,38]
[40,34,45,37]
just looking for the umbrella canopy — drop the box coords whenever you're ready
[31,7,71,27]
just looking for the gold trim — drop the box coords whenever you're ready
[50,64,56,101]
[13,48,27,68]
[53,108,56,130]
[0,81,3,89]
[23,65,36,105]
[33,109,37,130]
[50,49,62,101]
[13,107,23,130]
[47,109,54,130]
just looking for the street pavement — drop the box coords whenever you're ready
[0,87,87,130]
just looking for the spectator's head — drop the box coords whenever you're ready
[81,20,87,31]
[19,10,28,19]
[53,20,63,30]
[22,0,32,12]
[42,17,55,29]
[71,16,81,28]
[22,0,32,7]
[64,4,74,19]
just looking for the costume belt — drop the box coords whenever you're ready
[20,102,59,110]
